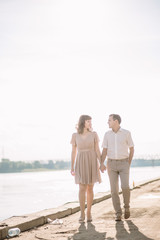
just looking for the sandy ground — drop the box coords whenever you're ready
[6,179,160,240]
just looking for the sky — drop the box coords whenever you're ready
[0,0,160,161]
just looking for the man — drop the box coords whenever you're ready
[100,114,134,221]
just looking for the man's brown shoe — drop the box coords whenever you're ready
[124,210,130,219]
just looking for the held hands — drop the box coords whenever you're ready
[100,163,107,173]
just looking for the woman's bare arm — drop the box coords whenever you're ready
[71,144,77,175]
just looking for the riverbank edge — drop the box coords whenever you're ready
[0,177,160,240]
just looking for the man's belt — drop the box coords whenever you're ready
[108,158,129,161]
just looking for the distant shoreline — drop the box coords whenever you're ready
[0,158,160,173]
[1,165,160,174]
[0,168,70,174]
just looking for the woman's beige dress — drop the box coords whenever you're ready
[71,131,101,184]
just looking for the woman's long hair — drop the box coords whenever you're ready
[77,115,92,134]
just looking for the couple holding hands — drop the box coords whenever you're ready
[70,114,134,222]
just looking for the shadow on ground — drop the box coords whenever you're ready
[114,220,154,240]
[68,220,154,240]
[68,222,106,240]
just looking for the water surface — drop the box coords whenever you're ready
[0,167,160,221]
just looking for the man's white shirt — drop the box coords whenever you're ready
[102,128,134,159]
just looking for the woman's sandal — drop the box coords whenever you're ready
[79,217,85,223]
[87,218,92,222]
[87,215,92,222]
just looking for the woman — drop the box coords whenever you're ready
[70,115,101,223]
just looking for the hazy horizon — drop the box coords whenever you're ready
[0,0,160,161]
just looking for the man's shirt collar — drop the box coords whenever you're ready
[111,127,122,133]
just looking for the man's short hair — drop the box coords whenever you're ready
[109,114,121,124]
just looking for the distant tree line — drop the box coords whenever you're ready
[0,159,71,173]
[0,158,160,173]
[131,159,160,167]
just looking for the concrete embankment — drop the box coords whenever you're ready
[0,177,160,240]
[0,190,111,239]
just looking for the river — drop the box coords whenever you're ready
[0,166,160,221]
